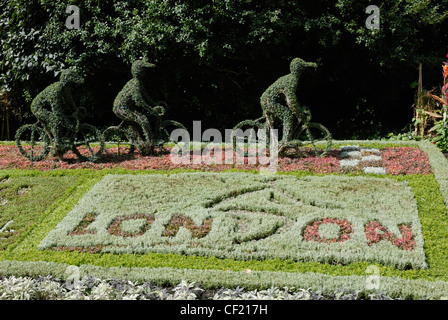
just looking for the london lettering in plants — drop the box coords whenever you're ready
[38,172,426,269]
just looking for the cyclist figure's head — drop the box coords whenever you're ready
[60,69,84,87]
[290,58,317,76]
[131,60,156,80]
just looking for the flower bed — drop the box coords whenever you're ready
[382,147,433,175]
[0,143,433,175]
[2,140,448,299]
[35,173,427,269]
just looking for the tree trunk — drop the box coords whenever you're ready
[6,109,9,141]
[414,63,423,136]
[1,109,4,141]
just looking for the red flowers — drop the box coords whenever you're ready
[303,218,416,251]
[364,221,416,251]
[381,147,432,175]
[0,144,433,175]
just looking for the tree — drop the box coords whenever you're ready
[1,0,447,138]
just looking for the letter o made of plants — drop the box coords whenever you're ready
[107,213,155,238]
[302,218,354,244]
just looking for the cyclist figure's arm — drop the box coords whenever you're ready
[142,88,166,116]
[133,82,164,116]
[50,90,70,126]
[133,82,155,111]
[283,87,303,120]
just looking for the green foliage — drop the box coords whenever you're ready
[382,131,426,142]
[29,70,84,153]
[432,119,448,152]
[112,60,168,154]
[1,0,448,137]
[335,0,448,66]
[260,57,317,141]
[407,57,448,152]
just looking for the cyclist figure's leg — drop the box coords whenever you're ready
[32,105,50,130]
[262,97,279,131]
[31,108,61,155]
[267,100,294,143]
[114,104,152,147]
[281,106,296,142]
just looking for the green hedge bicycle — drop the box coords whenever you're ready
[15,110,105,162]
[231,109,332,157]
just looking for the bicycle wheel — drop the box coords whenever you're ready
[71,123,105,162]
[103,125,135,157]
[231,119,269,157]
[291,122,332,157]
[15,124,50,161]
[159,119,188,154]
[160,120,187,142]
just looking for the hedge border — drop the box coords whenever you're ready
[0,259,447,299]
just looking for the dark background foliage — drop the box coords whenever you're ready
[1,0,447,139]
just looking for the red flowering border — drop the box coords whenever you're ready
[0,144,433,175]
[382,147,432,175]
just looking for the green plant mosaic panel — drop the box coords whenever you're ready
[0,174,81,251]
[38,173,426,269]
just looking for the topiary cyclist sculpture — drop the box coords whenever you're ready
[15,69,105,162]
[103,60,186,156]
[232,57,332,156]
